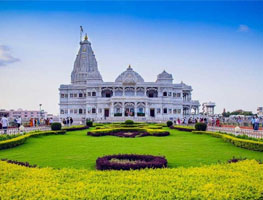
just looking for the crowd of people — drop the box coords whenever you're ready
[62,117,74,126]
[0,115,55,134]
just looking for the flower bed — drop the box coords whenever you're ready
[96,154,167,170]
[0,160,263,199]
[87,127,169,137]
[1,159,37,168]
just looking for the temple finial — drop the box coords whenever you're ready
[84,33,88,41]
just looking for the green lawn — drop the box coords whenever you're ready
[0,128,262,170]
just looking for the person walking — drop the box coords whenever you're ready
[254,116,259,131]
[251,117,255,130]
[16,116,22,129]
[70,117,73,125]
[1,115,9,134]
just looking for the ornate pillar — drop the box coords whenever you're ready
[135,102,137,117]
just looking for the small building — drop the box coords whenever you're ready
[202,102,216,116]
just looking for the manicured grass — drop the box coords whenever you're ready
[0,128,262,170]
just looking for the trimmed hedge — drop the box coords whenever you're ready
[87,127,169,137]
[63,126,89,131]
[86,120,93,127]
[195,123,207,131]
[0,130,66,150]
[172,125,195,132]
[192,131,263,152]
[125,120,134,125]
[96,154,167,170]
[166,121,173,127]
[51,123,62,131]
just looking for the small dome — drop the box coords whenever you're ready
[156,70,173,83]
[115,65,144,84]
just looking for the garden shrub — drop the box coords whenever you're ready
[96,154,167,170]
[195,122,207,131]
[51,123,62,131]
[125,120,134,125]
[86,120,93,127]
[166,121,173,127]
[0,160,263,199]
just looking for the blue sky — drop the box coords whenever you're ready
[0,1,262,115]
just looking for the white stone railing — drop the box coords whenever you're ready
[0,126,51,135]
[207,126,263,139]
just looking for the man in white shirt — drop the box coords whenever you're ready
[16,116,22,129]
[1,115,9,134]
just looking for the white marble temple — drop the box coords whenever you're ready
[59,35,200,123]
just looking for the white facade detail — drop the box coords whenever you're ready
[59,36,200,122]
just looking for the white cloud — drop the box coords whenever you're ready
[0,45,20,66]
[238,24,249,32]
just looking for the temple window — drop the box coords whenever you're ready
[70,93,73,98]
[60,94,65,98]
[157,108,161,114]
[163,108,167,114]
[60,109,64,114]
[146,88,158,98]
[92,92,96,96]
[169,109,172,114]
[79,109,83,114]
[168,92,172,96]
[74,94,77,98]
[65,94,68,98]
[92,108,96,114]
[79,93,83,98]
[87,92,91,96]
[163,92,167,97]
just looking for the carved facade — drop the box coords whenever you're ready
[59,36,200,122]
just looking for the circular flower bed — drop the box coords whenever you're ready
[87,127,170,137]
[96,154,167,170]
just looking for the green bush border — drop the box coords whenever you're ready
[192,131,263,152]
[0,130,66,150]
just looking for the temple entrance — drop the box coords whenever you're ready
[150,108,155,117]
[125,108,134,117]
[104,109,109,118]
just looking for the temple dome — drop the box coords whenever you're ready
[115,65,144,84]
[156,70,173,83]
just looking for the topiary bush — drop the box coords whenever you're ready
[86,120,93,127]
[125,120,134,125]
[195,122,207,131]
[166,121,173,127]
[51,123,62,131]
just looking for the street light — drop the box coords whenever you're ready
[39,104,42,119]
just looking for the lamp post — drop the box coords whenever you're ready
[39,104,42,119]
